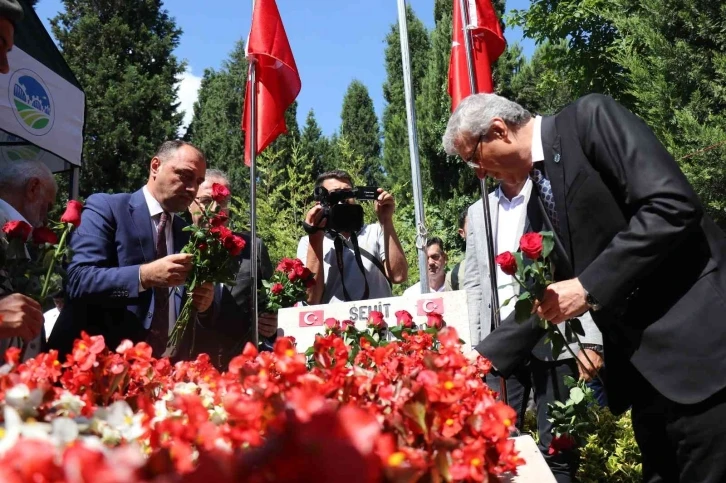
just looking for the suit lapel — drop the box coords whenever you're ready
[128,190,155,264]
[540,116,573,260]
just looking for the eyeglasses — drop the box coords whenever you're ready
[463,134,484,170]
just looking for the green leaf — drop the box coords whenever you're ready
[565,323,573,342]
[541,231,555,259]
[570,387,585,404]
[518,291,531,301]
[402,401,428,435]
[515,298,534,323]
[551,332,564,361]
[569,318,585,337]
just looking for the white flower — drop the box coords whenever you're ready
[93,401,145,443]
[209,405,228,425]
[4,384,44,416]
[173,382,199,395]
[51,417,79,445]
[51,391,86,418]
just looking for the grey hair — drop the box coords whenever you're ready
[0,160,57,194]
[442,94,532,155]
[205,168,230,187]
[154,140,206,164]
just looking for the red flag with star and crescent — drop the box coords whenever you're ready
[242,0,301,165]
[448,0,505,111]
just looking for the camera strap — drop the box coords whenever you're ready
[333,232,370,302]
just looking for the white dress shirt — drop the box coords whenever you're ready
[495,179,533,320]
[139,186,176,329]
[403,279,446,297]
[43,307,60,341]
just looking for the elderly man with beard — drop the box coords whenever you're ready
[403,237,447,296]
[48,141,215,359]
[0,160,57,360]
[191,169,276,369]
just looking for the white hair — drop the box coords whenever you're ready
[204,168,230,187]
[0,160,57,195]
[442,93,532,155]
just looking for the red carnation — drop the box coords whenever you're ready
[426,312,445,330]
[520,232,544,260]
[224,234,246,257]
[276,258,295,273]
[211,183,231,203]
[271,282,284,295]
[60,200,83,227]
[367,311,387,330]
[395,310,415,329]
[495,252,518,276]
[2,220,32,240]
[32,226,58,245]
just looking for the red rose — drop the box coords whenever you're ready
[426,312,445,330]
[210,225,232,241]
[288,271,297,282]
[395,310,415,329]
[211,183,231,203]
[294,264,306,278]
[520,232,544,260]
[197,242,208,251]
[224,234,246,257]
[324,318,340,331]
[495,252,518,276]
[304,277,316,289]
[60,200,83,227]
[270,282,284,295]
[276,258,295,272]
[548,433,576,455]
[341,320,355,332]
[2,220,32,240]
[367,311,387,330]
[210,211,229,227]
[32,226,58,245]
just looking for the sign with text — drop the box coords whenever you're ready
[278,290,471,352]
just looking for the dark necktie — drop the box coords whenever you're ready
[148,211,170,356]
[530,166,560,234]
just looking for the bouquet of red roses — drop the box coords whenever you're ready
[168,183,245,346]
[261,257,315,312]
[495,231,593,365]
[0,200,83,300]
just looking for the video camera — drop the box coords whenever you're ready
[313,185,378,233]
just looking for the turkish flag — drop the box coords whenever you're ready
[448,0,505,111]
[242,0,301,165]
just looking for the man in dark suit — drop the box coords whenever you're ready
[48,140,215,359]
[443,93,726,482]
[191,169,276,370]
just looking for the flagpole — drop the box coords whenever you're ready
[396,0,429,294]
[248,56,259,349]
[458,0,507,406]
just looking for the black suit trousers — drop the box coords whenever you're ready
[630,371,726,483]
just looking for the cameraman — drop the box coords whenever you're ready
[297,170,407,304]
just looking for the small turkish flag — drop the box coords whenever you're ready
[299,310,324,327]
[448,0,505,111]
[242,0,301,165]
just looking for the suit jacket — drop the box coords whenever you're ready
[195,233,273,369]
[476,94,726,414]
[0,202,45,360]
[464,190,602,359]
[47,189,189,357]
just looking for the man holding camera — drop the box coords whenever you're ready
[297,170,407,304]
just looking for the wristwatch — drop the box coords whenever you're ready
[582,343,603,354]
[584,289,602,312]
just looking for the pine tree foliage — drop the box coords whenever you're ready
[340,80,381,185]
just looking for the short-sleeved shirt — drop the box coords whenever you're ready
[296,224,392,303]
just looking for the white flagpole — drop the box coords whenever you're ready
[396,0,429,294]
[248,0,259,348]
[458,0,507,405]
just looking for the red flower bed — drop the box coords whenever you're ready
[0,321,522,482]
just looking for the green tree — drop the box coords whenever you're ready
[52,0,185,196]
[339,80,381,185]
[185,39,248,197]
[605,0,726,227]
[300,109,330,178]
[381,5,430,189]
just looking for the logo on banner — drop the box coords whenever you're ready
[9,69,54,136]
[299,310,324,327]
[417,297,444,316]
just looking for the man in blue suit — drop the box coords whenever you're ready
[48,140,215,359]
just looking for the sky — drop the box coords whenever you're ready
[34,0,535,136]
